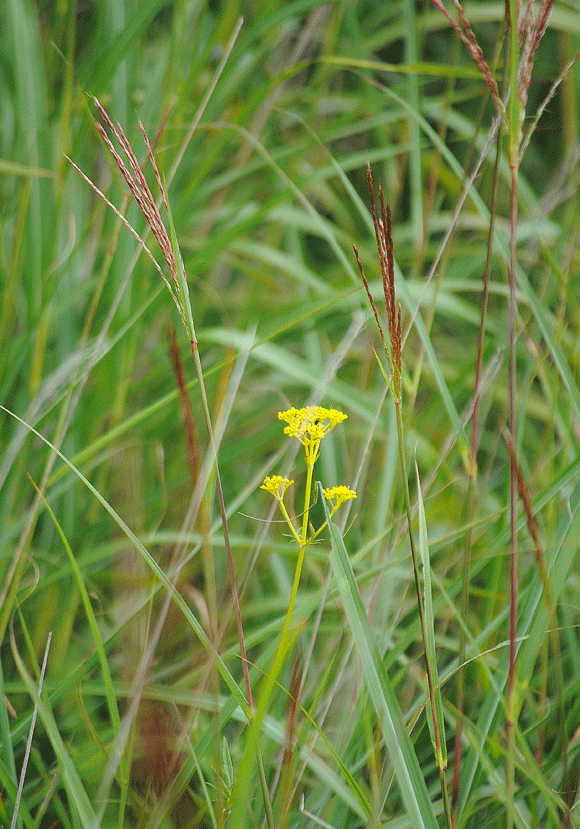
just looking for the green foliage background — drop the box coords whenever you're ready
[1,1,579,827]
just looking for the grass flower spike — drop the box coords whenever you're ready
[353,164,402,403]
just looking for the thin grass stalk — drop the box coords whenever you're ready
[10,632,52,829]
[168,346,216,587]
[70,77,275,823]
[403,0,423,255]
[503,429,568,814]
[395,403,452,829]
[10,612,98,827]
[506,4,523,825]
[168,323,224,820]
[167,168,276,829]
[356,167,451,826]
[185,338,253,686]
[452,77,504,825]
[164,166,257,723]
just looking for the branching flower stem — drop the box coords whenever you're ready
[263,408,352,666]
[278,467,312,661]
[259,407,354,820]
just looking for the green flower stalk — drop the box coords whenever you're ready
[233,413,354,827]
[262,406,355,659]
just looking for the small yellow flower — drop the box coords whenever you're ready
[261,475,294,500]
[323,486,357,513]
[278,406,347,467]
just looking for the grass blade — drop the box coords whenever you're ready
[415,463,447,770]
[10,630,97,828]
[322,490,438,829]
[457,476,580,817]
[0,405,249,718]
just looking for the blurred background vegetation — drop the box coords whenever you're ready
[1,1,579,827]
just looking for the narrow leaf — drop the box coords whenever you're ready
[415,463,447,768]
[322,490,438,829]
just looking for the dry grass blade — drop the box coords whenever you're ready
[11,633,52,829]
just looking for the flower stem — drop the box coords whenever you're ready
[277,461,314,661]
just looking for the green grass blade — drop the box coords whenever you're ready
[322,492,438,829]
[10,632,97,828]
[79,0,169,94]
[26,478,121,735]
[457,476,580,817]
[0,405,249,719]
[415,463,447,769]
[0,659,22,828]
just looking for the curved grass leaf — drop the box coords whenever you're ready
[322,490,439,829]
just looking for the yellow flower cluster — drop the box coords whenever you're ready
[323,486,357,513]
[277,406,348,467]
[260,475,294,500]
[260,405,356,652]
[261,405,355,544]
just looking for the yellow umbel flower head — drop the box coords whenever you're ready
[323,486,357,515]
[260,475,294,500]
[278,406,347,467]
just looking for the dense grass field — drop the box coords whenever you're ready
[1,1,580,827]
